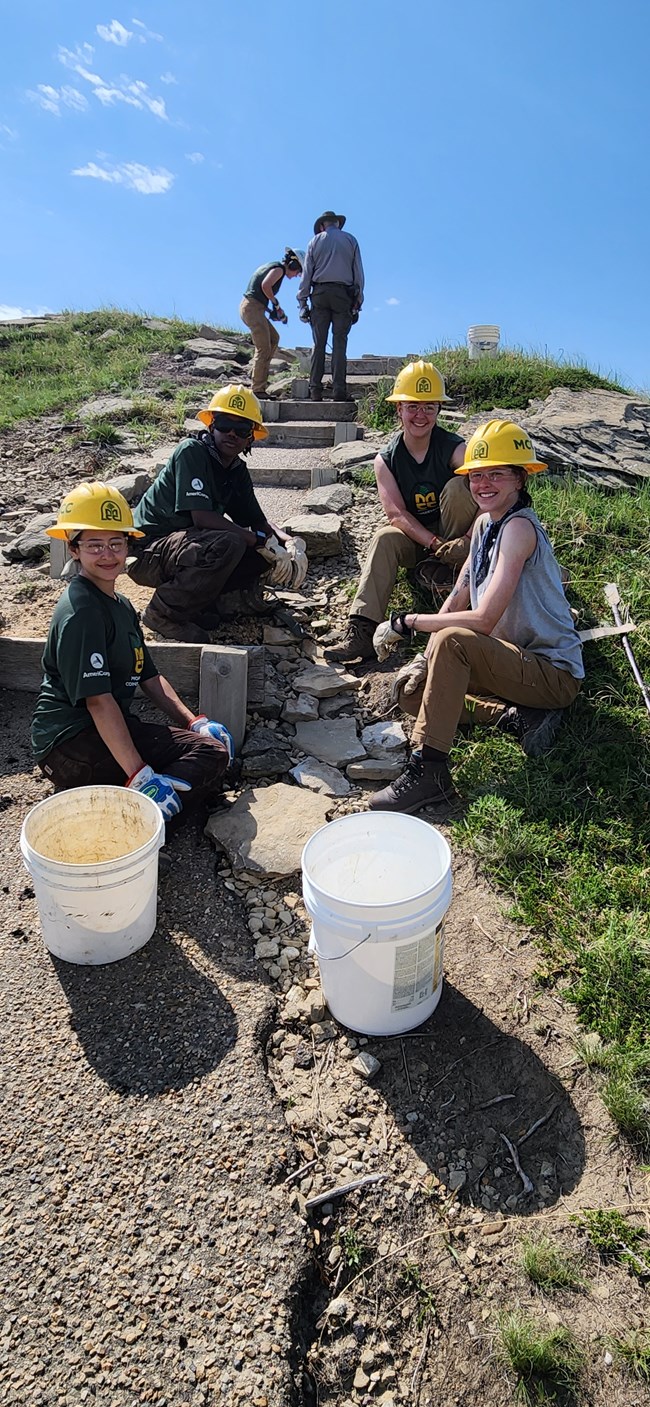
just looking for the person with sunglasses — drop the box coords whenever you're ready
[127,385,306,642]
[325,360,476,664]
[367,420,584,813]
[33,482,233,820]
[240,247,305,398]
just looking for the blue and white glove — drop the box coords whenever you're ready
[127,764,192,820]
[189,716,235,764]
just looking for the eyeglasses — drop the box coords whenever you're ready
[211,415,255,437]
[402,403,438,416]
[467,469,515,484]
[76,537,128,555]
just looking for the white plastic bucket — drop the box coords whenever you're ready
[301,812,452,1037]
[20,785,164,965]
[467,324,500,360]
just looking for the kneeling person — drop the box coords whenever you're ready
[33,483,232,820]
[128,385,307,643]
[326,361,476,663]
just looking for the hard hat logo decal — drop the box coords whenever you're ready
[90,652,104,670]
[415,377,432,394]
[191,478,204,491]
[62,501,74,515]
[471,440,489,461]
[228,394,246,412]
[100,500,122,523]
[514,436,532,452]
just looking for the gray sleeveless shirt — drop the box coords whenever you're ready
[469,507,584,679]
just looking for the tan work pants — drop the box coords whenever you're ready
[239,296,279,395]
[399,626,582,753]
[351,477,477,623]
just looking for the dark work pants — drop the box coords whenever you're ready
[39,716,228,806]
[310,283,354,398]
[127,528,267,625]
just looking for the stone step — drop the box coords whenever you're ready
[334,356,405,376]
[263,421,340,448]
[259,398,357,422]
[249,461,312,488]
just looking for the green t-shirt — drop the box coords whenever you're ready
[32,576,159,760]
[244,262,284,308]
[380,426,464,529]
[133,437,267,540]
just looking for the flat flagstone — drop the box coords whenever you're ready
[293,718,366,768]
[204,783,331,876]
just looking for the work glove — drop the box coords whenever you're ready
[390,652,428,705]
[189,716,235,764]
[429,534,472,567]
[372,611,413,662]
[285,535,308,589]
[127,764,192,820]
[299,307,311,324]
[257,534,293,587]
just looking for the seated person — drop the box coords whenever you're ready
[127,385,307,643]
[325,360,476,663]
[33,482,232,821]
[369,420,584,813]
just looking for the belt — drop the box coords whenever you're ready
[313,281,354,289]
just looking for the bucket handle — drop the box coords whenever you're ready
[310,929,374,962]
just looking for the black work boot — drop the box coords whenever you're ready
[323,616,376,664]
[143,602,209,644]
[309,388,323,402]
[497,705,565,757]
[369,754,457,814]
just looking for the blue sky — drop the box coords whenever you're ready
[2,0,649,390]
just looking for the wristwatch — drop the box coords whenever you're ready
[255,529,268,547]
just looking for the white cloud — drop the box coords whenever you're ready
[160,71,177,84]
[131,18,163,41]
[386,296,400,306]
[0,304,54,320]
[27,83,88,116]
[96,19,132,45]
[72,159,174,194]
[56,43,167,120]
[185,151,204,164]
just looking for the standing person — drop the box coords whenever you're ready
[297,210,364,403]
[33,483,233,821]
[127,386,308,643]
[368,420,585,813]
[325,361,476,664]
[240,248,304,398]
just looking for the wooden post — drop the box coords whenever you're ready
[199,645,248,749]
[49,539,71,580]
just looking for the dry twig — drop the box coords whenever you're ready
[500,1133,534,1195]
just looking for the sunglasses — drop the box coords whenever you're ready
[211,415,255,438]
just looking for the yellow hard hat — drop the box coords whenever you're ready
[46,482,144,539]
[197,384,268,441]
[455,419,547,475]
[386,360,449,404]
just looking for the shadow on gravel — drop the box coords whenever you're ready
[376,983,585,1214]
[52,930,237,1095]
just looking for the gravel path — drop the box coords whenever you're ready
[0,713,309,1406]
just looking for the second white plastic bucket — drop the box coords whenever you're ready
[20,785,164,965]
[302,812,452,1037]
[467,324,500,360]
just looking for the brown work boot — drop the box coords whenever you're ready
[369,754,457,814]
[142,603,209,644]
[323,616,376,664]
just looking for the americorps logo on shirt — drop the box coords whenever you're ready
[90,652,104,669]
[82,650,110,679]
[191,478,203,491]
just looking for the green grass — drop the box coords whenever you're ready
[338,1227,368,1270]
[450,475,650,1151]
[607,1330,650,1383]
[574,1210,650,1279]
[400,1261,438,1328]
[496,1311,584,1404]
[0,309,204,428]
[358,344,631,430]
[520,1235,587,1292]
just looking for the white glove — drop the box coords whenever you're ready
[127,764,192,820]
[257,534,293,587]
[373,618,405,662]
[286,536,308,589]
[390,652,428,704]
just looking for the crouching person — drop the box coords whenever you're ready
[369,421,584,813]
[32,483,233,821]
[127,385,307,643]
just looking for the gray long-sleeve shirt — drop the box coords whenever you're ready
[297,227,365,308]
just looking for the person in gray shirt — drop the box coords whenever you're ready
[297,211,364,402]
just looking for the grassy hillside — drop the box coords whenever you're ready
[0,310,200,429]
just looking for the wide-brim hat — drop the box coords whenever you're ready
[313,211,346,235]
